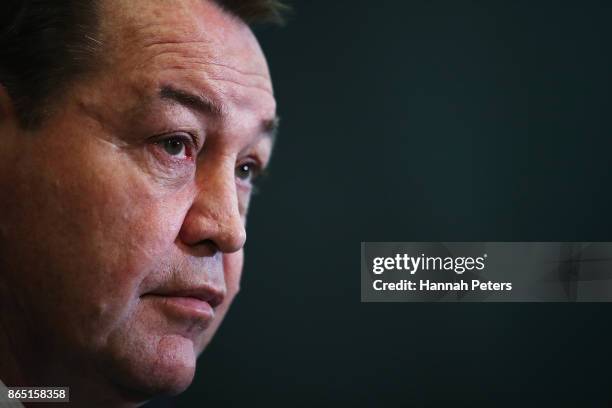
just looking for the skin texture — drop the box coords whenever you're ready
[0,0,276,406]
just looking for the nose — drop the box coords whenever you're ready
[178,162,247,254]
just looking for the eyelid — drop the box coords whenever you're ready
[151,130,202,153]
[241,156,263,172]
[237,156,268,185]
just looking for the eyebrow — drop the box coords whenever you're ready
[160,85,223,116]
[263,116,280,143]
[159,85,279,141]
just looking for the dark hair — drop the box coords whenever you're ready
[216,0,289,25]
[0,0,287,128]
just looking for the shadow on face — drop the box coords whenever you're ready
[0,0,277,405]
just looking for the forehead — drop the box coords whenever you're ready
[101,0,267,69]
[95,0,274,121]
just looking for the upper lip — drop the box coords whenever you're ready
[145,284,226,309]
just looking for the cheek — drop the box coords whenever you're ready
[64,164,192,343]
[1,134,192,350]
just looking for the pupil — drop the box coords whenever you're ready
[239,165,250,179]
[164,139,183,155]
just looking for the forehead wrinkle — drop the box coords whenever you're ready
[102,2,273,91]
[122,13,267,73]
[101,1,213,45]
[131,41,272,94]
[146,59,273,95]
[203,75,273,95]
[142,36,212,46]
[98,1,276,127]
[139,48,271,85]
[158,53,271,81]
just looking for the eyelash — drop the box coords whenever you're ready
[236,158,264,184]
[153,133,198,160]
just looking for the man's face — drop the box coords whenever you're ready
[0,0,275,400]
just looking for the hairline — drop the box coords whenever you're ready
[2,0,286,129]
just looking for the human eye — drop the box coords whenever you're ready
[153,134,196,160]
[235,158,264,186]
[159,137,187,157]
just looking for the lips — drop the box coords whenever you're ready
[142,284,226,324]
[148,285,226,309]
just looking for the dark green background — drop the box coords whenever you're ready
[148,1,612,406]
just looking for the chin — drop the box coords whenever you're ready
[105,333,199,399]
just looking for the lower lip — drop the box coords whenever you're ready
[145,295,215,320]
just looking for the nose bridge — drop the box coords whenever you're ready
[181,159,246,254]
[205,163,246,251]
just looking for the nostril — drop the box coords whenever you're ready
[189,239,220,257]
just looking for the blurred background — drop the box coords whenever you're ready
[148,1,612,406]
